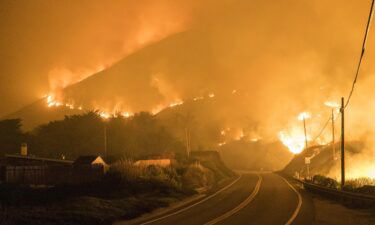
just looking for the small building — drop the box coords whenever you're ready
[73,155,108,168]
[2,154,73,166]
[72,156,108,183]
[134,159,175,167]
[0,154,73,185]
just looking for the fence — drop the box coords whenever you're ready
[0,165,106,185]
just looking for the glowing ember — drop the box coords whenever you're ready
[218,142,226,146]
[208,93,215,98]
[122,112,133,118]
[250,138,260,142]
[99,112,110,119]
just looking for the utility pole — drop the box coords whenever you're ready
[104,124,107,158]
[185,127,190,158]
[302,116,310,180]
[303,117,308,149]
[331,108,335,160]
[340,97,345,189]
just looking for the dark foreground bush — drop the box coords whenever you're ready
[312,175,339,189]
[0,161,198,225]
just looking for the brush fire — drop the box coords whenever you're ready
[3,1,375,224]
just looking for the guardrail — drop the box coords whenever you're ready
[298,179,375,208]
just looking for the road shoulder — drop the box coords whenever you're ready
[279,175,315,225]
[114,175,241,225]
[312,194,375,225]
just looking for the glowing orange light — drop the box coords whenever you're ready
[298,112,311,121]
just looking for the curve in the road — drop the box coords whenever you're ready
[140,174,243,225]
[279,175,302,225]
[204,174,262,225]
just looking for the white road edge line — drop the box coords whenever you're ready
[204,174,262,225]
[140,174,243,225]
[280,176,303,225]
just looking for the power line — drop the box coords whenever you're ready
[345,0,375,108]
[312,115,332,143]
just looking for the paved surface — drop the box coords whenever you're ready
[137,172,314,225]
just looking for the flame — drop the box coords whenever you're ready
[99,112,110,119]
[250,138,260,142]
[122,112,133,118]
[347,166,375,179]
[208,92,215,98]
[278,130,308,154]
[46,94,64,108]
[218,142,226,146]
[169,100,184,108]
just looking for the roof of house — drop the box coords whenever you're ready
[73,155,107,165]
[2,154,73,166]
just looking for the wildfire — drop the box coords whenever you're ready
[169,100,184,108]
[347,165,375,179]
[99,112,110,119]
[278,130,307,154]
[250,138,260,142]
[46,94,63,108]
[122,112,133,118]
[218,142,226,146]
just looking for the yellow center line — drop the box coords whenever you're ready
[279,175,303,225]
[141,174,243,225]
[204,173,262,225]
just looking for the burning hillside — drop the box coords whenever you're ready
[3,0,375,178]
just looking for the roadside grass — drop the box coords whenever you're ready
[311,175,375,196]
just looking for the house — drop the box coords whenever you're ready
[72,155,109,183]
[73,155,108,167]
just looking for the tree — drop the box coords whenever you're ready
[0,119,24,154]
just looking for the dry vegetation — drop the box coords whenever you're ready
[311,175,375,196]
[0,159,224,225]
[0,160,234,225]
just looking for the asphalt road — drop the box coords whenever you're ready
[137,172,314,225]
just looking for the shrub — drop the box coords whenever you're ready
[312,175,339,189]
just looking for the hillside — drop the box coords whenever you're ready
[219,140,293,171]
[3,30,215,130]
[282,141,366,179]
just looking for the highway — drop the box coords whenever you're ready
[132,172,314,225]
